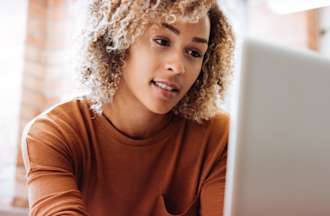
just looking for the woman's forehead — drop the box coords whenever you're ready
[148,16,210,38]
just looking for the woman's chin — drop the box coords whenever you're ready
[146,103,175,115]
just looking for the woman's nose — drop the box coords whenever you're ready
[164,55,185,75]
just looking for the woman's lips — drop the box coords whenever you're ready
[151,80,179,100]
[152,80,180,92]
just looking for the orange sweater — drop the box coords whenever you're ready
[21,98,229,216]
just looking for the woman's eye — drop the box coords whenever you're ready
[187,49,203,58]
[153,38,170,47]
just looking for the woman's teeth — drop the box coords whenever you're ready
[154,81,176,92]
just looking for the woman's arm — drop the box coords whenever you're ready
[21,116,89,216]
[199,113,229,216]
[199,146,227,216]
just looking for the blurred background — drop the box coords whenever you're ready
[0,0,329,215]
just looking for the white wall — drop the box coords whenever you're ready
[217,0,248,112]
[0,0,27,205]
[320,6,330,58]
[0,206,27,216]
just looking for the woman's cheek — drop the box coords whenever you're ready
[150,44,167,56]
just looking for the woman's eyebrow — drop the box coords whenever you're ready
[192,37,208,44]
[161,23,209,45]
[162,23,180,34]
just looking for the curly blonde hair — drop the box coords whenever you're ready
[77,0,235,123]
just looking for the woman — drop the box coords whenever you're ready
[22,0,234,215]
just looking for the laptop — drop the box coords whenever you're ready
[224,38,330,216]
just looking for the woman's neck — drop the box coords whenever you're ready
[102,95,172,140]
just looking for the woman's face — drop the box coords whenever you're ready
[117,16,210,115]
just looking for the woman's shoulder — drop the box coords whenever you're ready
[21,97,93,178]
[210,111,230,131]
[180,110,230,154]
[39,96,91,119]
[184,110,230,134]
[179,111,229,168]
[23,96,93,139]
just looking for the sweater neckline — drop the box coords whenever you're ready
[100,111,183,146]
